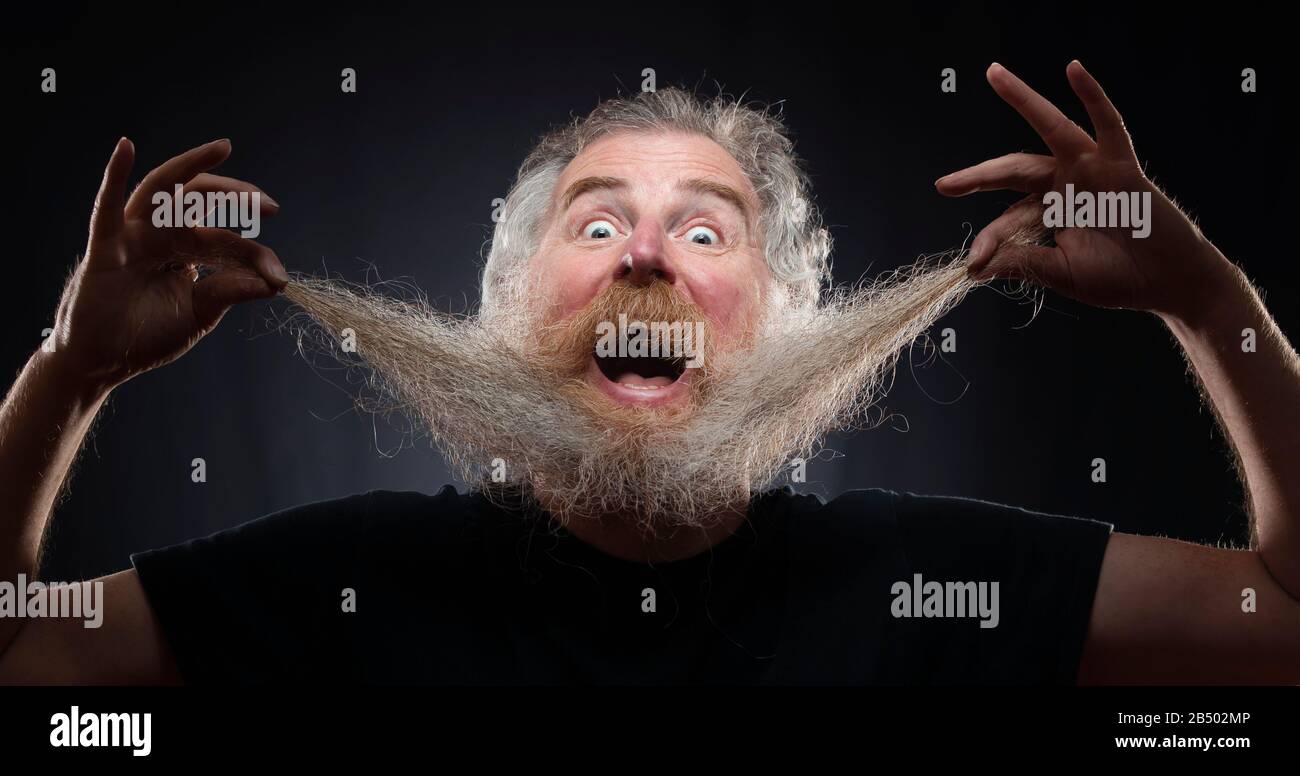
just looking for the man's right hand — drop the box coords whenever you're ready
[0,138,286,684]
[53,138,287,391]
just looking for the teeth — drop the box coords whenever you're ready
[620,383,663,390]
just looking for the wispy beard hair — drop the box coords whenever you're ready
[281,257,979,538]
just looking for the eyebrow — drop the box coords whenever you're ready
[560,176,628,211]
[558,175,754,222]
[678,177,754,223]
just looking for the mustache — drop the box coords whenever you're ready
[535,279,713,380]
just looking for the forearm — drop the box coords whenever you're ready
[0,348,112,645]
[1158,245,1300,595]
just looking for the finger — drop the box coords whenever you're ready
[1065,60,1136,161]
[970,200,1084,299]
[87,137,136,258]
[986,63,1095,159]
[125,139,232,219]
[188,227,289,289]
[936,153,1056,196]
[184,174,280,215]
[967,194,1047,273]
[192,269,276,332]
[974,242,1068,292]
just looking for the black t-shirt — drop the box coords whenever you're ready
[130,485,1113,684]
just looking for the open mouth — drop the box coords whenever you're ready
[593,351,687,390]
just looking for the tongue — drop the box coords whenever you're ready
[614,372,675,388]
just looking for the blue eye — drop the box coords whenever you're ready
[685,226,719,245]
[583,219,619,239]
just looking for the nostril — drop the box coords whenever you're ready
[615,254,636,281]
[621,250,676,286]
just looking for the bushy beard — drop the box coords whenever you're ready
[281,258,978,537]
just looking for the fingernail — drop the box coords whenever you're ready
[271,263,289,284]
[262,192,280,209]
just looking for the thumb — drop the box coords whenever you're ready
[192,270,275,332]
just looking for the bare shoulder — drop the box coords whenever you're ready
[1079,532,1300,684]
[0,569,180,685]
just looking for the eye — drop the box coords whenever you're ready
[684,226,719,246]
[582,219,619,239]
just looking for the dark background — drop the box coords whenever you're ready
[2,2,1294,581]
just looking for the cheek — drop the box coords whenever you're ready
[682,262,768,344]
[535,252,607,323]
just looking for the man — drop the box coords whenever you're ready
[1,62,1297,684]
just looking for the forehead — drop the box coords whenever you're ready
[556,130,758,205]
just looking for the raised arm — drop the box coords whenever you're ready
[936,61,1300,683]
[0,139,286,683]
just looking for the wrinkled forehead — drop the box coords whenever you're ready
[553,130,761,219]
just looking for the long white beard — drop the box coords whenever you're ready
[282,258,978,537]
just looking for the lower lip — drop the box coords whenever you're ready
[586,357,693,407]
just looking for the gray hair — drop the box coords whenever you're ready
[479,87,832,321]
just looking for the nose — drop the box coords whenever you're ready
[617,220,677,287]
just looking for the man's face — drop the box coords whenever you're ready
[287,123,975,531]
[531,131,773,409]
